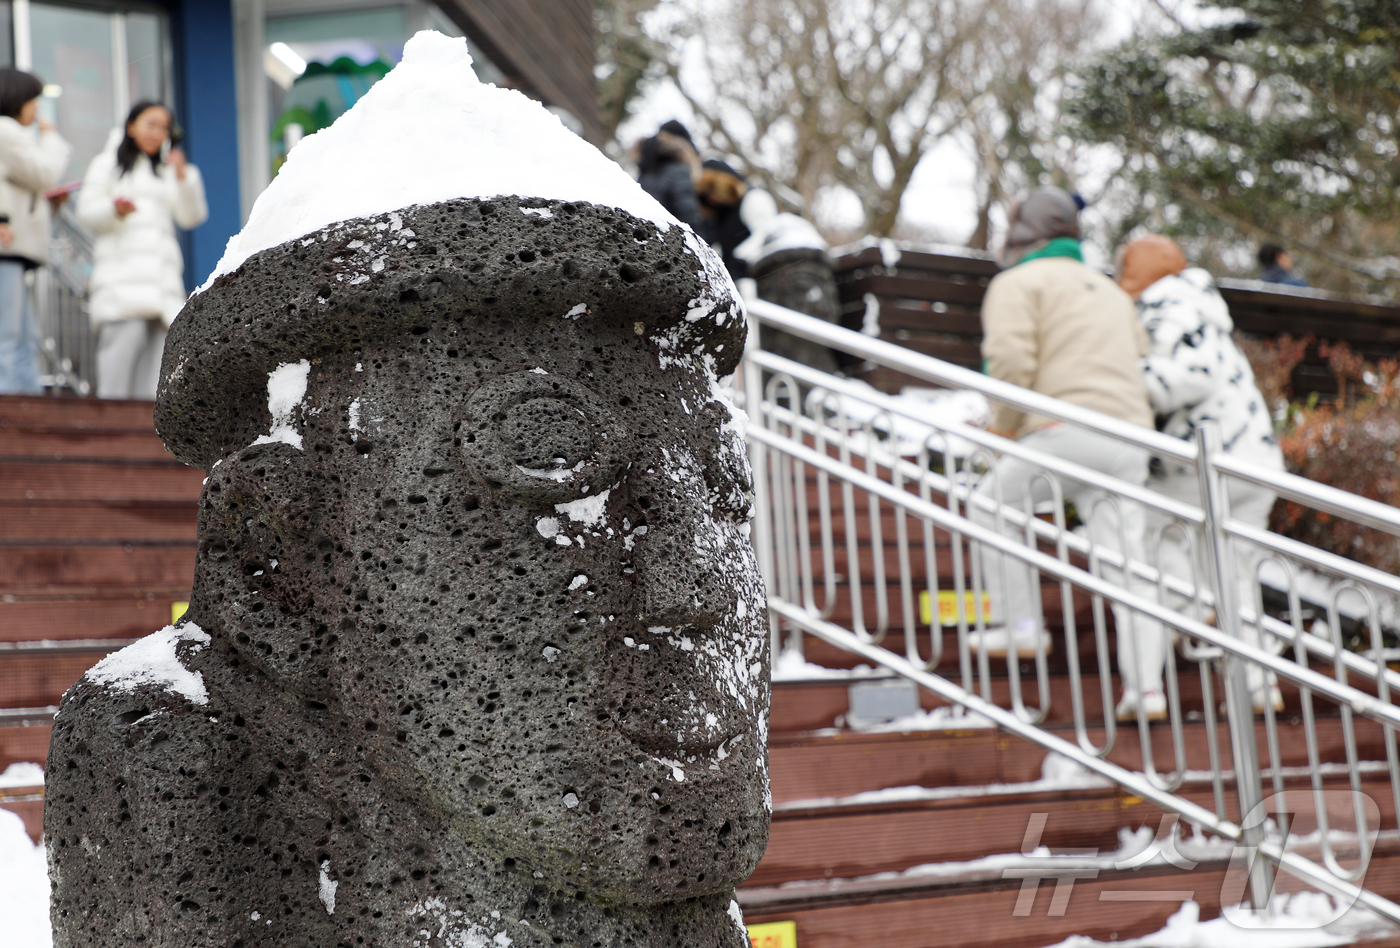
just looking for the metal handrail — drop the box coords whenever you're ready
[743,295,1400,920]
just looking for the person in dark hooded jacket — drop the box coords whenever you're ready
[633,120,701,233]
[696,158,751,280]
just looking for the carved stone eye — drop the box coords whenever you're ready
[458,372,626,503]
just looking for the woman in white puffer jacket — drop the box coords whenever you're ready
[1117,234,1286,714]
[77,100,207,399]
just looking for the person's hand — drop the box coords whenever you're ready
[114,197,136,218]
[37,119,53,135]
[0,224,13,247]
[167,147,187,181]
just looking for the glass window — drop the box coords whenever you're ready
[125,12,166,107]
[29,4,116,182]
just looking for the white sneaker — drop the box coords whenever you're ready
[1115,689,1168,722]
[966,619,1052,659]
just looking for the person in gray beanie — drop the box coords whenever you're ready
[969,188,1166,723]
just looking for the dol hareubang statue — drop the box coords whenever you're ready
[46,32,770,948]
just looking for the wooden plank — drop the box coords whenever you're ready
[0,502,198,542]
[843,273,992,307]
[0,544,195,590]
[433,0,601,143]
[0,427,175,461]
[739,847,1400,948]
[0,395,156,430]
[753,774,1397,887]
[769,716,1394,803]
[0,725,51,771]
[0,596,187,642]
[0,459,204,502]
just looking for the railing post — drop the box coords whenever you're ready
[1195,422,1274,911]
[743,300,781,661]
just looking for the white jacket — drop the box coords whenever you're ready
[1137,268,1283,470]
[0,116,70,266]
[77,140,207,326]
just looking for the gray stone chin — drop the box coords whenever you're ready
[46,198,769,948]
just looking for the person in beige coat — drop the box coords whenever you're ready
[0,68,70,394]
[78,100,207,399]
[969,188,1167,722]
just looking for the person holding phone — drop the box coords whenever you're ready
[0,68,70,394]
[77,100,207,400]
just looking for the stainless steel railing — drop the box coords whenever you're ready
[35,203,95,394]
[741,296,1400,921]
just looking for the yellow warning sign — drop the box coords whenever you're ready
[747,921,797,948]
[172,601,189,624]
[919,589,992,626]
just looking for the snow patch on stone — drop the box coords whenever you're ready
[85,624,211,705]
[318,860,338,914]
[554,489,610,527]
[251,360,310,450]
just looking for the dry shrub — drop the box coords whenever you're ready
[1260,340,1400,574]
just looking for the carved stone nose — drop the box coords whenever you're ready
[632,505,736,632]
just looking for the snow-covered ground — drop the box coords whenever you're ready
[1,762,49,948]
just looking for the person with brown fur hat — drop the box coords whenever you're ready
[1117,234,1285,714]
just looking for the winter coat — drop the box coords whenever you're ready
[981,256,1153,438]
[77,142,207,326]
[1137,268,1284,470]
[636,131,701,232]
[0,116,70,267]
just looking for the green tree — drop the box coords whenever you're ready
[1068,1,1400,297]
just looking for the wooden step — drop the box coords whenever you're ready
[769,715,1393,803]
[0,394,157,430]
[0,458,204,503]
[0,501,198,542]
[0,542,196,591]
[0,785,43,841]
[0,595,187,642]
[0,428,176,461]
[740,842,1400,948]
[753,772,1397,887]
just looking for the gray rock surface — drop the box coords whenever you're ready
[46,197,770,948]
[752,247,842,378]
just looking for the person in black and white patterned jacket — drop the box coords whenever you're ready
[1117,235,1285,716]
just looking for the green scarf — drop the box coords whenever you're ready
[1016,236,1083,265]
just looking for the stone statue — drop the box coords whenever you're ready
[45,195,770,947]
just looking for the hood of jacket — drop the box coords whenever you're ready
[1139,267,1234,333]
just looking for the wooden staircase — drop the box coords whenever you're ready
[0,394,201,840]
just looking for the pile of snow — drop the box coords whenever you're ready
[0,762,43,788]
[805,381,990,459]
[203,30,678,289]
[83,623,211,705]
[0,808,50,948]
[770,647,885,681]
[1040,895,1389,948]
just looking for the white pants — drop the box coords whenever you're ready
[971,426,1164,692]
[1146,468,1279,692]
[96,318,165,400]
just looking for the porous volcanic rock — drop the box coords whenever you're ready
[46,197,769,948]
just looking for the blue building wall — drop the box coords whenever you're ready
[171,0,240,288]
